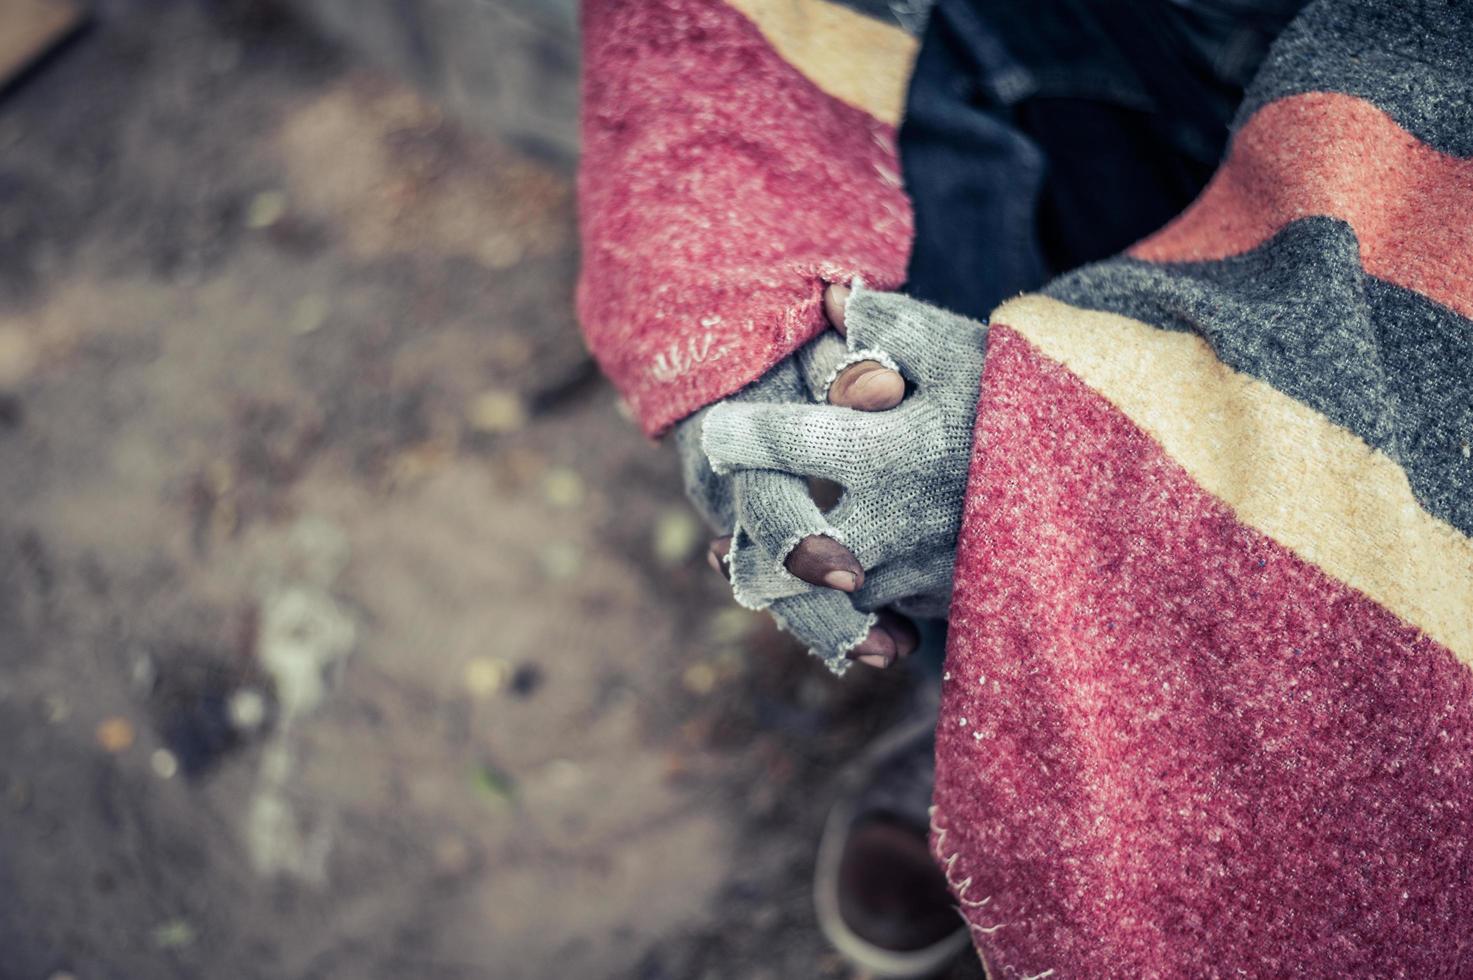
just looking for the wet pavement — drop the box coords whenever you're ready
[0,4,981,978]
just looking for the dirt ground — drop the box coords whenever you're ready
[0,4,984,978]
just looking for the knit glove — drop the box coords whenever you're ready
[699,284,989,672]
[677,328,901,670]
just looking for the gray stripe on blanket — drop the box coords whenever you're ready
[1043,216,1473,536]
[1237,0,1473,157]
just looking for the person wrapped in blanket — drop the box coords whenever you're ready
[579,0,1473,975]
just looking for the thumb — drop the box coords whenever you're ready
[823,283,852,336]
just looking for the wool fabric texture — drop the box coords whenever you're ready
[577,0,915,437]
[927,0,1473,974]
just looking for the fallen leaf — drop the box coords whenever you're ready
[469,762,516,806]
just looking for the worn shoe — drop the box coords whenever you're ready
[814,703,969,977]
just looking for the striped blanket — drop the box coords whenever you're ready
[578,0,1473,972]
[937,2,1473,973]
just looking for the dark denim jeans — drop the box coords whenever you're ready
[899,0,1305,320]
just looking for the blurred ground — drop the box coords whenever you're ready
[0,3,981,978]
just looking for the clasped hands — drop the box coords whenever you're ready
[678,283,989,674]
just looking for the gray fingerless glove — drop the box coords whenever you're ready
[700,284,988,671]
[676,334,887,671]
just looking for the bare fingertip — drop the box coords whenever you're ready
[823,283,852,335]
[831,363,904,411]
[877,611,920,660]
[707,536,732,580]
[847,625,896,667]
[786,535,864,590]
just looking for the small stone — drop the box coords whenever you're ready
[467,390,528,434]
[464,658,510,699]
[289,294,329,335]
[152,919,196,949]
[95,717,135,754]
[488,334,533,370]
[545,758,582,789]
[432,835,472,877]
[386,441,453,486]
[539,541,581,580]
[227,688,267,732]
[707,608,756,645]
[0,327,38,387]
[42,694,70,724]
[477,231,525,269]
[652,509,700,566]
[541,468,584,509]
[129,653,157,694]
[150,749,179,780]
[682,662,717,696]
[244,190,288,229]
[258,586,356,717]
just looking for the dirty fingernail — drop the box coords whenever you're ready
[877,611,920,660]
[785,535,864,591]
[824,283,852,334]
[847,626,896,667]
[822,569,859,591]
